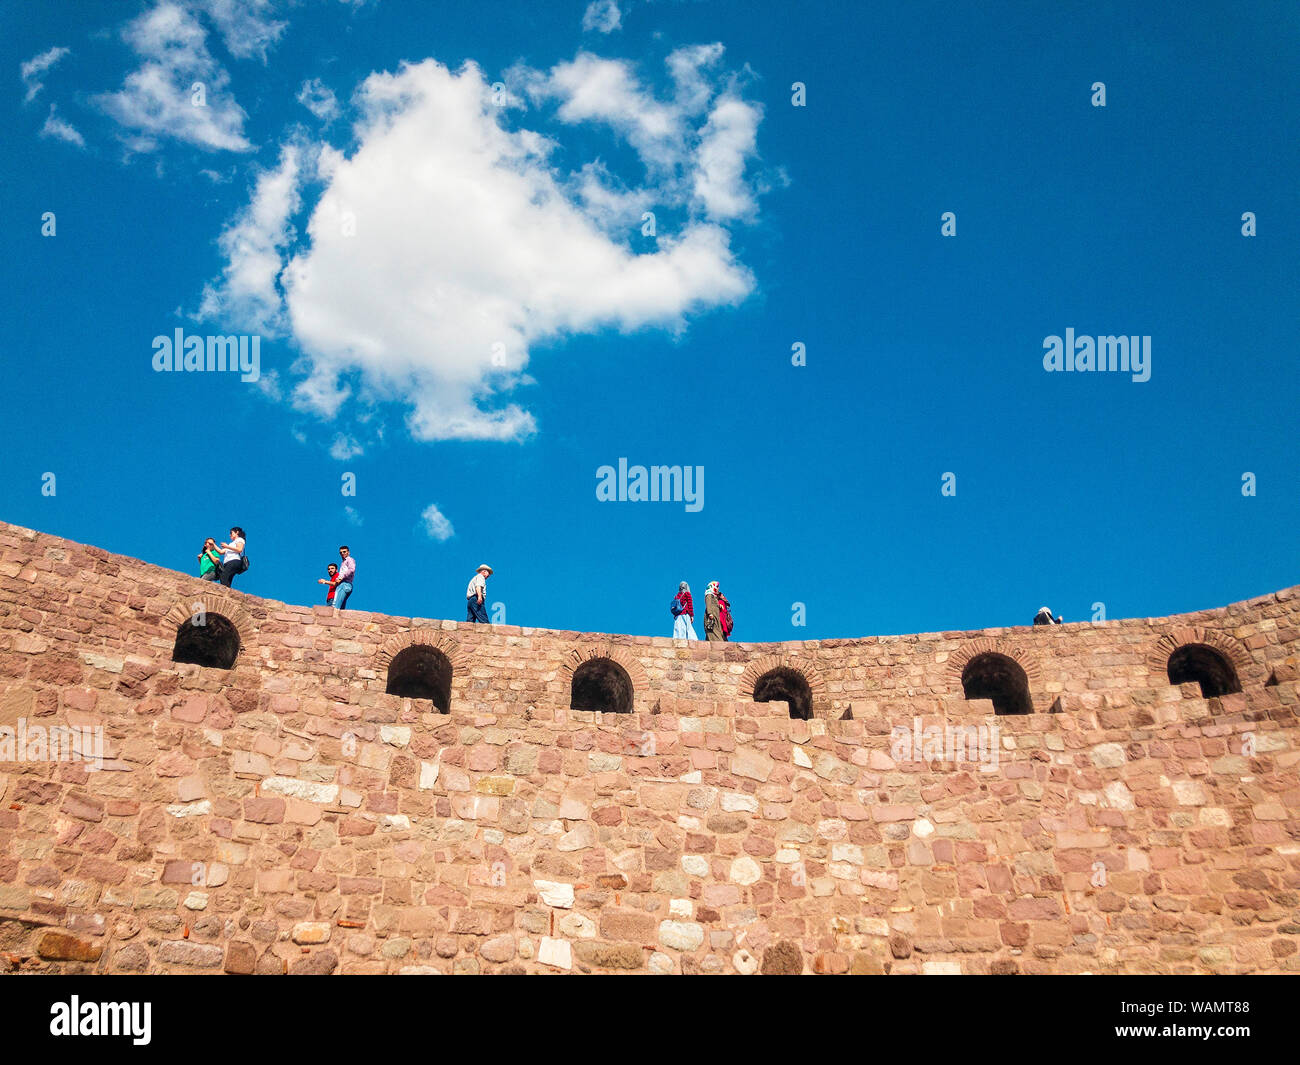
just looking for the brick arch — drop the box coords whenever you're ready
[741,656,827,699]
[377,631,469,713]
[946,642,1034,702]
[946,642,1034,717]
[559,644,649,712]
[741,656,829,718]
[947,639,1041,688]
[163,592,254,662]
[376,630,469,673]
[1147,627,1256,689]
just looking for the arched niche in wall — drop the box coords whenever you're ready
[570,656,634,714]
[172,614,241,669]
[948,640,1040,715]
[961,652,1033,716]
[164,593,253,670]
[386,644,454,713]
[740,656,827,719]
[1166,643,1242,697]
[1148,628,1254,699]
[752,667,814,719]
[560,645,648,715]
[377,630,467,715]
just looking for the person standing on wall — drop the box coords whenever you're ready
[217,527,246,588]
[704,580,733,642]
[318,562,340,605]
[197,537,222,581]
[466,563,493,623]
[672,581,699,640]
[718,585,734,640]
[333,545,356,610]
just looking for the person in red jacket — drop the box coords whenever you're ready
[704,581,733,641]
[319,563,340,605]
[671,581,699,640]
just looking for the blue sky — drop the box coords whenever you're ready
[3,0,1297,641]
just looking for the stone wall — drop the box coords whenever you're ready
[0,520,1297,974]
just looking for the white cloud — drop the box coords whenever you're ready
[693,95,761,220]
[39,105,85,148]
[96,1,252,152]
[527,44,757,219]
[255,369,283,402]
[571,160,654,230]
[203,49,764,443]
[199,141,304,331]
[533,53,682,175]
[194,0,287,61]
[582,0,623,34]
[21,46,70,104]
[297,78,339,121]
[344,505,363,526]
[329,433,362,460]
[666,43,724,114]
[420,503,454,542]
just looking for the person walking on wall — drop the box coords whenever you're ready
[333,545,356,610]
[704,580,733,642]
[466,563,493,623]
[217,527,246,588]
[197,537,222,581]
[671,581,699,640]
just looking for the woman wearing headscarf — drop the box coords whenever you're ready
[671,581,698,640]
[704,581,733,642]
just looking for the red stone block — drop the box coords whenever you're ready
[172,695,209,723]
[161,860,201,885]
[243,797,286,824]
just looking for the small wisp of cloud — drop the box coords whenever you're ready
[21,45,70,103]
[583,0,624,34]
[420,503,455,542]
[329,433,362,460]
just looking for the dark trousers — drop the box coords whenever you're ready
[201,570,220,582]
[219,560,241,587]
[467,596,488,623]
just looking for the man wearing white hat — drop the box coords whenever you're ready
[466,563,493,623]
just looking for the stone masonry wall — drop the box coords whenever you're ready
[0,520,1297,974]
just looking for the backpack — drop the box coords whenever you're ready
[670,597,682,617]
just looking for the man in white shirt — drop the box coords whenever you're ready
[466,564,492,623]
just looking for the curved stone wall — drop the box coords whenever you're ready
[0,520,1296,974]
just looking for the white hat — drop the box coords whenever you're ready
[477,563,494,575]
